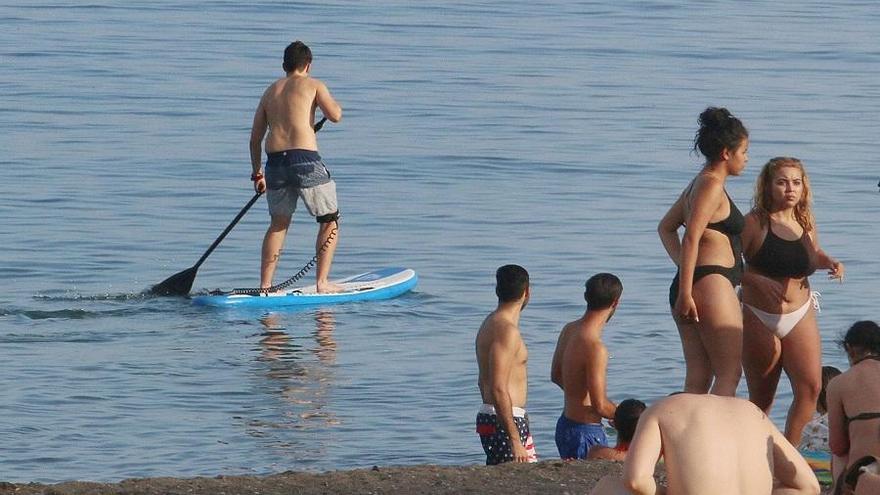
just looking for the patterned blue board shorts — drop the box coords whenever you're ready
[265,149,337,220]
[555,414,608,459]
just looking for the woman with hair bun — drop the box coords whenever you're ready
[741,157,845,446]
[658,107,749,396]
[827,321,880,486]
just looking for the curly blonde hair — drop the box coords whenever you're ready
[751,157,814,232]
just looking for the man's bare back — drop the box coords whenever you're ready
[620,394,819,495]
[552,317,614,424]
[249,41,343,294]
[260,74,321,152]
[252,70,341,158]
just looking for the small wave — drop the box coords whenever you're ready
[33,291,152,302]
[1,305,166,321]
[7,308,95,320]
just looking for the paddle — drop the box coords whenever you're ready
[149,116,330,296]
[149,192,263,296]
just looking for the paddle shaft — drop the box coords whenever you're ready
[149,116,330,295]
[192,192,263,270]
[192,117,328,270]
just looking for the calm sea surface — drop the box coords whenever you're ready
[1,0,879,483]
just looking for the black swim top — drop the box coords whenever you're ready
[668,192,744,307]
[749,225,814,279]
[705,192,745,236]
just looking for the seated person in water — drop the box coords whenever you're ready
[589,394,819,495]
[587,399,646,461]
[550,273,623,459]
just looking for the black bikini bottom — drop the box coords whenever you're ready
[668,265,742,308]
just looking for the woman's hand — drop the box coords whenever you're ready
[827,259,845,282]
[675,294,699,324]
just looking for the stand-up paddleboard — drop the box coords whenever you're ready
[192,267,417,309]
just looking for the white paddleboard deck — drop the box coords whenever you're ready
[192,267,417,308]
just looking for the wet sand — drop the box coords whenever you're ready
[0,461,831,495]
[0,461,632,495]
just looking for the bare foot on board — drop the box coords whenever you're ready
[316,282,345,294]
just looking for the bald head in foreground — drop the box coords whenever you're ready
[590,394,819,495]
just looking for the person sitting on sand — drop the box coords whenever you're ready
[827,320,880,489]
[589,393,820,495]
[587,399,646,461]
[550,273,623,459]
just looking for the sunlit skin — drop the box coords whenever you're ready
[250,58,344,294]
[741,161,845,446]
[476,288,531,463]
[589,395,820,495]
[827,341,880,487]
[657,138,749,397]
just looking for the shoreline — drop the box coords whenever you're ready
[0,461,630,495]
[0,461,832,495]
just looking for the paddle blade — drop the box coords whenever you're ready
[148,266,197,296]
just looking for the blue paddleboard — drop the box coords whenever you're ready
[192,267,417,309]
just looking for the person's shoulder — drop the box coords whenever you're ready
[306,76,328,89]
[743,209,761,224]
[827,368,855,394]
[587,445,620,461]
[691,173,725,196]
[570,323,605,350]
[484,314,521,341]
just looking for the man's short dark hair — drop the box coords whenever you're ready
[283,41,312,73]
[614,398,646,443]
[584,273,622,310]
[496,264,529,302]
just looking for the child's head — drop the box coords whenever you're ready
[818,365,842,414]
[614,399,647,444]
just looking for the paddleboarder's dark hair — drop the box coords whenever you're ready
[283,41,312,73]
[693,107,748,163]
[496,264,529,302]
[584,272,622,310]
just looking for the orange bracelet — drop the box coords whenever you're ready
[250,172,264,181]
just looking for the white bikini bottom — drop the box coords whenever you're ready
[743,291,821,339]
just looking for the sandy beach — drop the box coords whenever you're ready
[0,461,832,495]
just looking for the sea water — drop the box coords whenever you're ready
[1,0,879,483]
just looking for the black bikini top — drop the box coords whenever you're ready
[749,224,815,279]
[705,192,745,237]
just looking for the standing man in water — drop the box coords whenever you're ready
[551,273,622,459]
[475,264,538,464]
[249,40,343,293]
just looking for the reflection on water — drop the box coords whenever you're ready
[255,311,339,429]
[312,310,337,365]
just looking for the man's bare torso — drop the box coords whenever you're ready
[656,395,777,494]
[557,319,604,423]
[476,312,528,407]
[261,74,320,152]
